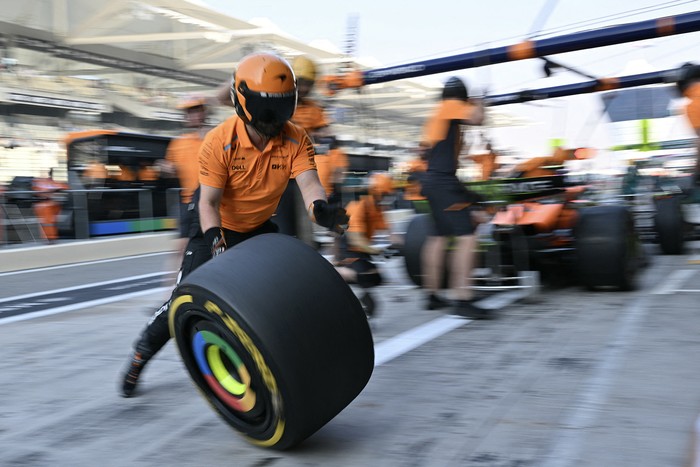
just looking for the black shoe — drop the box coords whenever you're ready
[451,299,495,320]
[121,350,150,398]
[427,293,451,310]
[360,292,376,319]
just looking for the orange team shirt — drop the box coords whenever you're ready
[346,196,387,246]
[199,116,317,233]
[315,147,348,196]
[166,132,204,203]
[685,82,700,130]
[421,99,475,149]
[291,98,328,131]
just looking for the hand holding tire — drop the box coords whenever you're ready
[311,200,349,234]
[204,227,227,257]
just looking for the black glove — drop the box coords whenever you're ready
[311,200,349,233]
[203,227,227,258]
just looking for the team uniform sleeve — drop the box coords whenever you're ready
[346,201,366,234]
[290,131,318,178]
[198,130,228,188]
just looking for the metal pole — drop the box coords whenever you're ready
[360,11,700,85]
[72,190,90,239]
[0,191,6,247]
[484,68,679,107]
[138,189,154,232]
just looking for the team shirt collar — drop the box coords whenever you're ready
[233,117,287,151]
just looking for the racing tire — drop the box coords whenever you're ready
[168,233,374,450]
[574,205,639,291]
[654,195,685,255]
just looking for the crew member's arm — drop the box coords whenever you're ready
[198,184,223,233]
[198,183,227,256]
[198,127,228,256]
[297,169,349,233]
[292,131,348,233]
[295,169,326,210]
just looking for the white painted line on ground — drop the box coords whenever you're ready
[542,279,668,467]
[0,271,174,303]
[0,287,171,326]
[0,251,173,277]
[651,269,696,294]
[3,274,524,371]
[374,315,470,367]
[693,414,700,467]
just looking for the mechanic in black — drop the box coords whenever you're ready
[419,76,491,319]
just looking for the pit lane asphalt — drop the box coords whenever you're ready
[0,241,699,466]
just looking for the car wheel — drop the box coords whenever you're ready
[655,195,685,255]
[575,205,639,291]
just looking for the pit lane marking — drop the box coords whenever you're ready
[0,251,173,277]
[0,271,173,303]
[373,290,526,366]
[651,269,695,294]
[0,287,171,325]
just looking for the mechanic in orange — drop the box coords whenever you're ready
[215,55,341,240]
[420,76,490,319]
[120,53,348,397]
[335,172,394,317]
[32,168,67,243]
[160,97,210,245]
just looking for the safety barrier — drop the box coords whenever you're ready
[0,231,179,273]
[0,187,182,247]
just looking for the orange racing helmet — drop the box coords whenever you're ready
[231,53,297,137]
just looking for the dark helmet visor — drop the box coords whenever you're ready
[243,88,297,127]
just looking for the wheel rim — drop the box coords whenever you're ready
[170,300,284,444]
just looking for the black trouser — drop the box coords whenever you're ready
[135,221,279,357]
[336,239,382,289]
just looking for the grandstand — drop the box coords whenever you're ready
[0,0,466,184]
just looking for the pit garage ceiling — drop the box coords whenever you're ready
[0,0,526,142]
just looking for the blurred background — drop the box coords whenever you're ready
[0,0,699,245]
